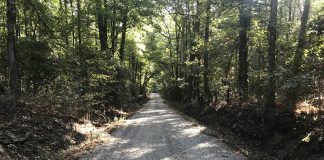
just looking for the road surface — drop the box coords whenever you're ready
[80,93,245,160]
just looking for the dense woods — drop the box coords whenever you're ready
[158,0,323,108]
[0,0,323,159]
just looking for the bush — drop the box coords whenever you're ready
[17,39,57,93]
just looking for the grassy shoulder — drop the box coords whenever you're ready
[0,96,146,160]
[165,99,324,160]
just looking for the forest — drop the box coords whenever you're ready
[0,0,323,159]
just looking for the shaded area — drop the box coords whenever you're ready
[0,96,144,159]
[80,93,245,160]
[170,100,324,159]
[0,98,85,159]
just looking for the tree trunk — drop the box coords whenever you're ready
[187,0,195,102]
[203,0,211,103]
[285,0,292,41]
[175,22,180,80]
[119,5,128,63]
[265,0,278,108]
[110,0,117,54]
[16,9,20,39]
[7,0,20,95]
[76,0,82,45]
[23,2,29,37]
[224,51,234,104]
[96,0,108,52]
[63,0,69,45]
[70,0,75,46]
[290,0,311,107]
[194,0,201,104]
[237,0,251,102]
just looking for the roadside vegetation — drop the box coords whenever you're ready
[0,0,323,159]
[159,0,323,159]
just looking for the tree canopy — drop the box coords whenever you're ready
[0,0,323,158]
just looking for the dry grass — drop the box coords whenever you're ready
[61,119,126,159]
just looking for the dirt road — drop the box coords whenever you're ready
[80,93,245,160]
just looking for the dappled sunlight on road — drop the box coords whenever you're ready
[80,94,245,160]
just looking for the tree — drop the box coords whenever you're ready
[96,0,108,52]
[265,0,278,108]
[237,0,251,101]
[290,0,311,108]
[119,0,129,62]
[203,0,211,103]
[7,0,20,95]
[76,0,82,45]
[110,0,117,55]
[0,0,321,118]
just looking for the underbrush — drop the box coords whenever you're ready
[168,100,324,159]
[0,95,146,160]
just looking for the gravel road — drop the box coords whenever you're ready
[80,93,246,160]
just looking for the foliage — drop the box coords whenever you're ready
[17,39,56,93]
[0,0,323,158]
